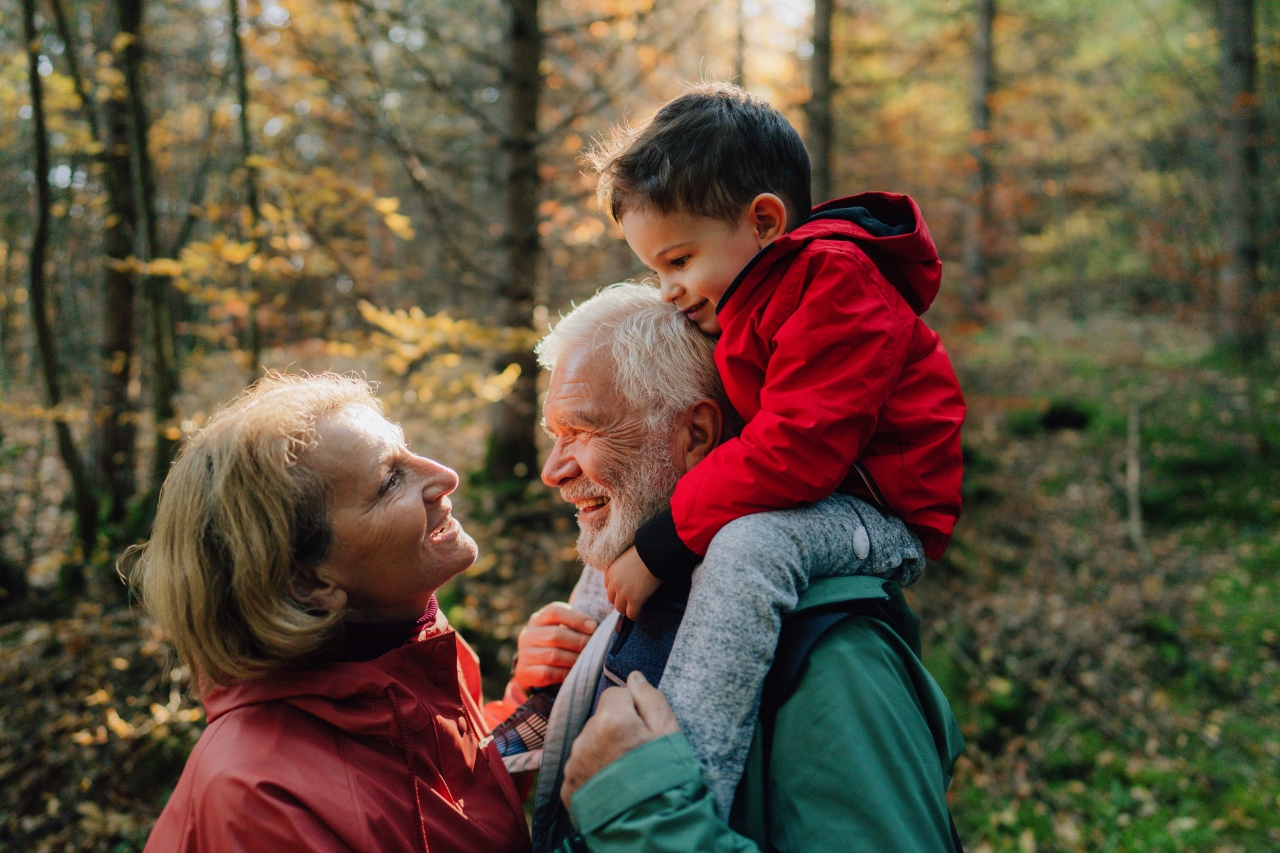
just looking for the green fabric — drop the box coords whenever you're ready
[793,575,890,612]
[569,580,964,853]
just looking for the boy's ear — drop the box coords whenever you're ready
[747,194,788,247]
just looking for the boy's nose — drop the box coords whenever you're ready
[658,277,684,304]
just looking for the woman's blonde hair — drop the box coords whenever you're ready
[124,371,381,685]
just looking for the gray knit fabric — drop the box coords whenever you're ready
[568,565,613,624]
[660,493,924,818]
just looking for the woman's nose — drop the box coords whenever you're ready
[414,456,459,500]
[541,441,581,487]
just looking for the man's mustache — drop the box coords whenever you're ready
[558,478,612,504]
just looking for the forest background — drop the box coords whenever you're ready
[0,0,1277,849]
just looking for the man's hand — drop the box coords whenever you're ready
[604,546,663,620]
[561,671,680,808]
[514,603,599,691]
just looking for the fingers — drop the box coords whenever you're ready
[528,602,599,635]
[561,686,642,809]
[625,599,643,620]
[626,672,680,736]
[518,644,583,669]
[521,623,594,653]
[516,665,572,691]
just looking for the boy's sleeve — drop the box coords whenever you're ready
[634,246,915,572]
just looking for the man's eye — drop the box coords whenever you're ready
[381,466,404,495]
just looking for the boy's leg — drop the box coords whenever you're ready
[659,494,923,817]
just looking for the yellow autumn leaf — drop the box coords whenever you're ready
[385,212,413,236]
[105,256,145,274]
[373,197,400,215]
[146,258,184,277]
[111,32,136,53]
[220,241,258,264]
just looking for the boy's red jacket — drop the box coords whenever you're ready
[634,192,965,571]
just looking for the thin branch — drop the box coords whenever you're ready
[22,0,98,562]
[539,0,714,142]
[344,0,508,137]
[47,0,100,142]
[1124,0,1214,110]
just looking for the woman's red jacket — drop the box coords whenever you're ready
[143,617,531,853]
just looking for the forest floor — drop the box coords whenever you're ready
[0,311,1276,853]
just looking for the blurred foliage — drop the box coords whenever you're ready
[0,0,1276,848]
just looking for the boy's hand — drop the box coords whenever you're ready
[604,546,662,620]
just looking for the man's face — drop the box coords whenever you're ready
[541,344,683,568]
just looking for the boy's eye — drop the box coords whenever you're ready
[669,255,690,269]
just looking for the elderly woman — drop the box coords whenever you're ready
[130,372,531,853]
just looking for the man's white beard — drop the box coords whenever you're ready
[562,426,683,569]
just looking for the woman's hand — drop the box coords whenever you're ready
[514,603,599,691]
[604,547,663,620]
[561,671,680,808]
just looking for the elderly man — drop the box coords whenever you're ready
[515,284,965,853]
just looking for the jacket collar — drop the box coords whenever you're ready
[202,615,458,737]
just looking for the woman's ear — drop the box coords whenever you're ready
[679,400,724,473]
[291,564,348,613]
[747,194,789,247]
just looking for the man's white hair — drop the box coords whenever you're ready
[536,282,723,428]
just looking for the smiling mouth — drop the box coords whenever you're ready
[428,513,457,542]
[573,496,609,516]
[681,299,709,318]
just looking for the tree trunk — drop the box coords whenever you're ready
[806,0,834,207]
[962,0,995,318]
[1216,0,1263,360]
[52,0,142,523]
[229,0,263,380]
[22,0,99,571]
[115,0,181,494]
[484,0,541,496]
[734,0,746,87]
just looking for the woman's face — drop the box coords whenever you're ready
[306,404,477,622]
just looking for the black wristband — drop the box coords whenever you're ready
[633,508,702,583]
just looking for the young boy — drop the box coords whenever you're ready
[494,82,964,815]
[593,82,965,814]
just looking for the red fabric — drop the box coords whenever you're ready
[144,616,531,853]
[671,192,965,560]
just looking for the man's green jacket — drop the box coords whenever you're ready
[567,576,965,853]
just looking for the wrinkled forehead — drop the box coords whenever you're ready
[543,342,631,424]
[309,403,403,471]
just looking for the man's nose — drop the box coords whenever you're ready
[414,456,459,501]
[541,441,581,488]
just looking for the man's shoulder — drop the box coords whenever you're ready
[777,601,963,778]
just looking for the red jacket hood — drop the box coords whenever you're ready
[721,192,941,318]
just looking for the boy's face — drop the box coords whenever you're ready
[621,201,780,336]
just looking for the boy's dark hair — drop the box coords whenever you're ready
[587,82,812,229]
